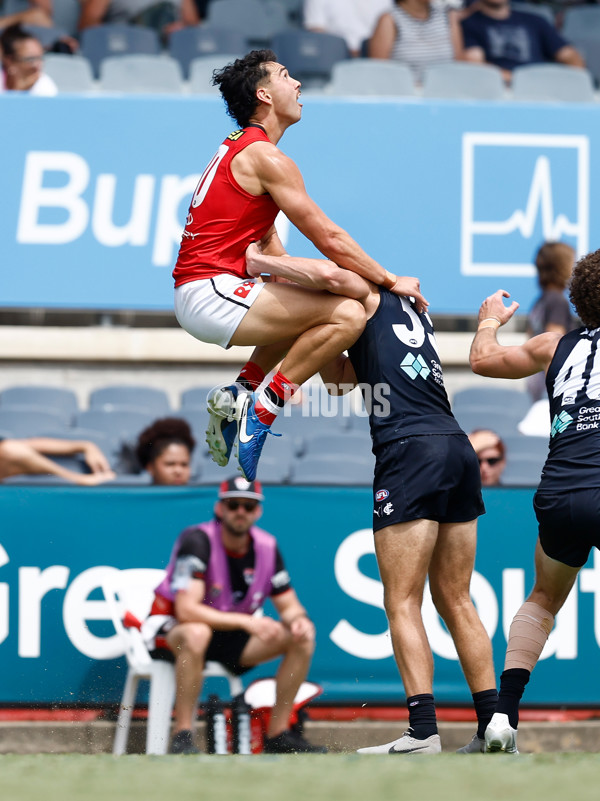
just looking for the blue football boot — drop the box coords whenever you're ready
[236,393,280,481]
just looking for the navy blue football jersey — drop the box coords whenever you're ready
[540,326,600,492]
[347,289,462,451]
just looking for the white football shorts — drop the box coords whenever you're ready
[174,274,265,349]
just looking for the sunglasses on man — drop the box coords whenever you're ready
[223,499,259,512]
[478,457,502,466]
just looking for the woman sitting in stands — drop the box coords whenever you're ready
[135,417,195,486]
[368,0,464,84]
[0,24,58,95]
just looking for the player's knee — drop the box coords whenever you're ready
[175,622,212,657]
[333,298,366,337]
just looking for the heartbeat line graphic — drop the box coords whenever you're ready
[461,132,589,277]
[469,156,581,241]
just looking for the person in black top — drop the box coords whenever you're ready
[247,246,498,755]
[470,248,600,755]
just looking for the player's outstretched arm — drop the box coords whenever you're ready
[470,290,560,379]
[244,143,429,312]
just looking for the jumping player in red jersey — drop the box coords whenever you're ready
[172,49,427,482]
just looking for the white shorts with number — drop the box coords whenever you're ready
[174,274,265,349]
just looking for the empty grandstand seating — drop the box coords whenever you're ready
[74,409,155,442]
[452,386,533,439]
[80,24,161,78]
[289,453,373,485]
[324,59,415,97]
[422,62,505,100]
[0,407,69,437]
[270,30,349,89]
[189,54,243,93]
[0,385,79,423]
[43,54,96,93]
[206,0,290,47]
[89,385,171,417]
[168,26,246,79]
[512,64,595,103]
[99,54,184,94]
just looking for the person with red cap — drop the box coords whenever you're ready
[142,476,326,754]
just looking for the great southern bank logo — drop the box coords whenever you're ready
[461,133,589,276]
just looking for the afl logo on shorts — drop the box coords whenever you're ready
[375,489,389,502]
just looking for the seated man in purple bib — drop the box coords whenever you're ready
[143,476,326,755]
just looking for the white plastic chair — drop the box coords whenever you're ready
[102,567,243,755]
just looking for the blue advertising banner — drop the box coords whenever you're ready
[0,484,598,706]
[1,94,598,314]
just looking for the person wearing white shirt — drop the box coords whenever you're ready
[303,0,394,56]
[0,23,58,95]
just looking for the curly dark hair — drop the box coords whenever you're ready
[135,417,196,468]
[569,249,600,329]
[535,242,575,289]
[212,49,277,128]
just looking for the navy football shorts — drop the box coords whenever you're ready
[534,488,600,568]
[372,433,485,533]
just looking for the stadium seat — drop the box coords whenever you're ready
[503,433,549,462]
[180,386,216,409]
[512,64,595,103]
[302,431,373,458]
[22,23,69,50]
[501,452,546,487]
[53,0,82,36]
[452,408,524,440]
[74,409,155,442]
[89,385,171,417]
[43,54,96,93]
[289,453,373,485]
[102,568,242,755]
[99,54,184,94]
[189,54,244,94]
[452,387,532,417]
[0,385,79,423]
[324,59,416,96]
[569,36,600,87]
[0,407,69,437]
[562,6,600,40]
[80,24,161,78]
[179,407,210,449]
[168,26,247,79]
[270,30,350,89]
[206,0,290,47]
[422,62,505,100]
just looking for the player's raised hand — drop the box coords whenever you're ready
[478,290,520,328]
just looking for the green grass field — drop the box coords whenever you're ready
[2,753,600,801]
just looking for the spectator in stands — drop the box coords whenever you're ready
[142,476,327,754]
[0,436,115,484]
[0,23,57,94]
[369,0,464,83]
[527,241,577,401]
[461,0,584,84]
[78,0,200,41]
[468,429,506,487]
[135,417,195,485]
[0,1,52,30]
[303,0,394,57]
